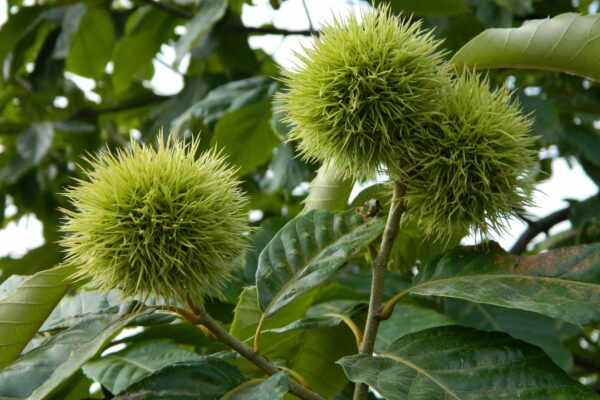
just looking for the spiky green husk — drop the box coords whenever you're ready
[278,6,448,180]
[60,137,249,304]
[399,73,537,239]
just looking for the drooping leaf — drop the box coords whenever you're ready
[82,339,203,395]
[171,76,277,135]
[397,242,600,325]
[339,326,598,399]
[0,264,73,369]
[115,359,245,400]
[52,3,87,59]
[256,209,385,318]
[303,163,354,212]
[223,371,288,400]
[452,13,600,81]
[112,7,176,93]
[445,298,580,372]
[0,305,149,400]
[65,7,114,80]
[174,0,227,62]
[17,122,54,164]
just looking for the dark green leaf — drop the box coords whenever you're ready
[82,339,203,394]
[339,326,597,399]
[446,298,579,371]
[256,209,385,318]
[386,0,469,15]
[376,303,454,351]
[172,76,277,134]
[0,305,149,399]
[16,122,54,165]
[223,371,288,400]
[403,242,600,325]
[52,3,86,59]
[115,359,245,400]
[41,289,122,331]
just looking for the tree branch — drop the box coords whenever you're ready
[137,0,193,19]
[353,181,406,400]
[69,95,169,120]
[230,26,315,36]
[135,0,315,36]
[180,304,325,400]
[510,207,570,255]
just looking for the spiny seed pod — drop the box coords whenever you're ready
[60,137,250,304]
[278,5,448,180]
[400,73,537,239]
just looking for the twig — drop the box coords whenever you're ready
[179,303,325,400]
[138,0,193,19]
[230,26,315,36]
[353,181,406,400]
[510,207,570,255]
[300,0,316,34]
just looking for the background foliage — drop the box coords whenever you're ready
[2,0,600,398]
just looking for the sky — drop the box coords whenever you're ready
[0,0,598,258]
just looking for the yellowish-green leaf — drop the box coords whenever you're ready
[0,264,74,368]
[452,13,600,81]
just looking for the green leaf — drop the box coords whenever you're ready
[244,217,290,283]
[112,7,175,93]
[65,7,114,80]
[115,359,245,400]
[17,123,54,164]
[0,241,62,284]
[41,289,122,331]
[400,242,600,325]
[0,264,73,369]
[256,209,385,318]
[210,100,279,176]
[82,339,203,394]
[303,163,354,212]
[52,4,87,59]
[223,371,288,400]
[0,6,45,85]
[229,286,315,345]
[386,0,469,15]
[174,0,227,62]
[229,287,357,397]
[451,13,600,81]
[376,303,455,351]
[339,326,597,399]
[0,305,149,399]
[266,300,367,333]
[172,76,277,135]
[445,299,579,372]
[265,142,315,193]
